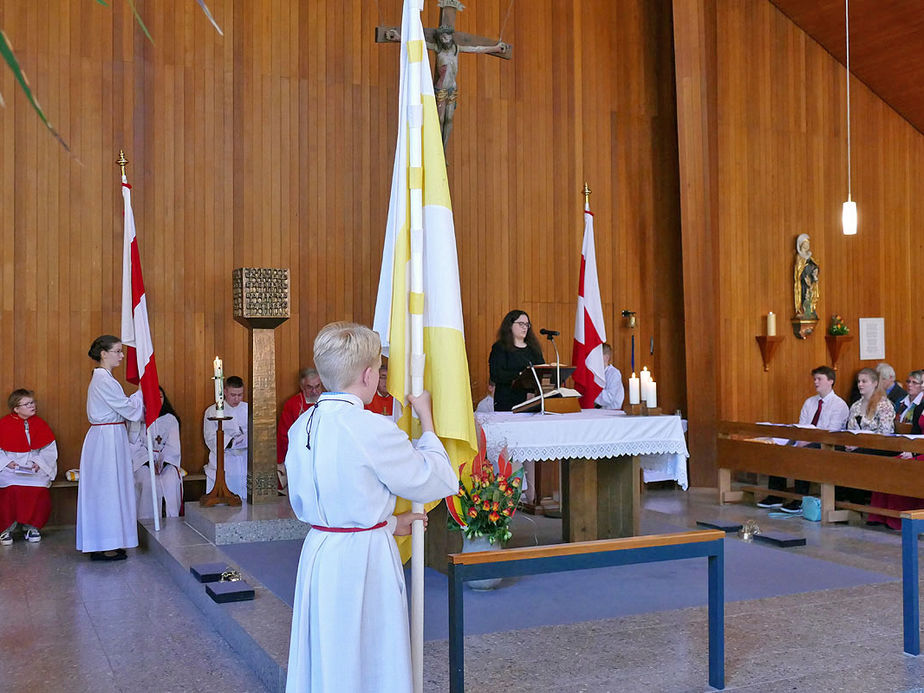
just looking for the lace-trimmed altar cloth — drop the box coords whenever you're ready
[474,410,689,490]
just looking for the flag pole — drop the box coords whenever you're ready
[407,3,426,690]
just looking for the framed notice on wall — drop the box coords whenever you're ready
[858,318,885,361]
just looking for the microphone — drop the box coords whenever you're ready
[539,328,560,337]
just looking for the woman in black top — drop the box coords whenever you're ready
[489,310,544,411]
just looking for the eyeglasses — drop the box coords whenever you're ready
[15,401,36,408]
[908,379,922,385]
[513,320,530,328]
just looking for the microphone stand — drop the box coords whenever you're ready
[545,333,561,390]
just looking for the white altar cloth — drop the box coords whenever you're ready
[474,410,688,490]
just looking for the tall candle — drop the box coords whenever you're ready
[646,380,657,408]
[629,372,640,405]
[213,356,224,410]
[767,312,777,337]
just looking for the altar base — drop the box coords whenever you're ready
[185,498,308,545]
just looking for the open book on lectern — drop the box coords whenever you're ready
[511,363,581,414]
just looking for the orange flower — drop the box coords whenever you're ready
[511,477,522,488]
[498,480,507,492]
[482,501,491,511]
[492,501,500,511]
[467,507,478,518]
[501,508,511,517]
[504,488,514,497]
[472,494,481,504]
[489,511,500,522]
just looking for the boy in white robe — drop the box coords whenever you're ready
[284,322,457,693]
[594,343,625,410]
[203,376,249,499]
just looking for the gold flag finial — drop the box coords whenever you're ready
[582,181,591,207]
[116,150,128,177]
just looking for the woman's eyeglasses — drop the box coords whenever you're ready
[513,321,530,328]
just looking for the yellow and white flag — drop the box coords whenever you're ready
[373,0,478,563]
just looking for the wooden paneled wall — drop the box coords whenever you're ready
[675,0,924,484]
[0,1,685,483]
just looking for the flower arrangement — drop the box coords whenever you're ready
[828,314,849,336]
[446,428,524,545]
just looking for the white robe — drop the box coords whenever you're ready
[76,368,144,552]
[203,401,248,499]
[595,364,625,410]
[284,393,457,693]
[130,414,183,519]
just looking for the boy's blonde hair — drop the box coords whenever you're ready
[313,322,382,392]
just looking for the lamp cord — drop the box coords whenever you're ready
[845,0,852,200]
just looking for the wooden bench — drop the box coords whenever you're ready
[902,510,924,655]
[447,530,726,691]
[718,422,924,523]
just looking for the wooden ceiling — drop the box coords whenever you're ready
[769,0,924,133]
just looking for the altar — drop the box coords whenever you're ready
[475,410,689,542]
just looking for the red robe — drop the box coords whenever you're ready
[365,392,394,417]
[0,413,55,530]
[278,393,316,465]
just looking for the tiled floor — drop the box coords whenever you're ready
[0,527,267,693]
[3,489,924,693]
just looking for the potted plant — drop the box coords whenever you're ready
[446,428,524,588]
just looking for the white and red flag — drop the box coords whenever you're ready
[571,201,607,409]
[120,175,161,427]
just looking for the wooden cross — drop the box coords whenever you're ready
[376,0,513,152]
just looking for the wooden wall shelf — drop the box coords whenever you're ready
[755,335,784,372]
[824,334,853,370]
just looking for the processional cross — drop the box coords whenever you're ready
[376,0,513,153]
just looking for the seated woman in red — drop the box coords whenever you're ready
[0,389,57,545]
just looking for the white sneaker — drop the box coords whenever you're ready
[24,528,41,543]
[0,530,12,546]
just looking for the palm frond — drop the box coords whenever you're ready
[194,0,224,36]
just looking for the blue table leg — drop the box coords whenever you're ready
[448,563,465,692]
[903,518,920,656]
[708,542,725,689]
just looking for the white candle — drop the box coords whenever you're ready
[213,356,224,410]
[646,380,657,408]
[767,312,777,337]
[629,372,640,405]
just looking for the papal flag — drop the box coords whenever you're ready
[373,0,478,562]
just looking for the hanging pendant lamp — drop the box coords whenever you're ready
[842,0,857,235]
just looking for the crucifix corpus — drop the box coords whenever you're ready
[376,0,513,153]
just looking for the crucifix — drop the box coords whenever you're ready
[376,0,513,152]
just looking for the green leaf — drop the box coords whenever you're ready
[94,0,110,6]
[0,30,70,151]
[125,0,154,44]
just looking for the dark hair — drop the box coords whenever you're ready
[158,386,181,431]
[225,375,244,390]
[811,365,836,383]
[496,309,542,353]
[8,388,34,411]
[88,335,121,362]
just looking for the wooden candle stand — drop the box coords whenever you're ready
[627,403,663,416]
[200,415,242,507]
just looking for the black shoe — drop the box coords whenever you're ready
[780,500,803,513]
[90,550,127,561]
[756,496,784,508]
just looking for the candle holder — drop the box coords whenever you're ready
[200,415,242,507]
[824,333,853,371]
[755,335,784,372]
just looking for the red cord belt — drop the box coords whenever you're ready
[311,520,388,533]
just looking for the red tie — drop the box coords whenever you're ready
[811,399,823,426]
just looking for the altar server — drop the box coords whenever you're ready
[131,387,182,519]
[0,389,57,545]
[594,343,625,410]
[203,376,248,499]
[277,368,325,493]
[76,335,145,560]
[284,322,457,693]
[365,363,395,416]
